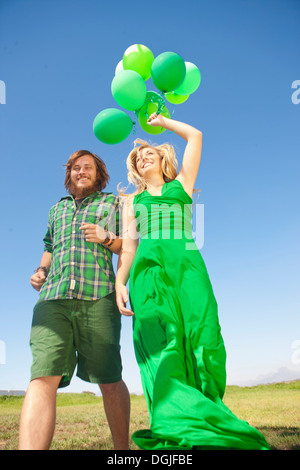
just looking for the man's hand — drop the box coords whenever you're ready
[30,270,47,291]
[79,223,108,243]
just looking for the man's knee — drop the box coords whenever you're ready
[99,379,129,397]
[99,380,122,392]
[29,375,62,393]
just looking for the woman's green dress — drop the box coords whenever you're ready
[129,179,269,450]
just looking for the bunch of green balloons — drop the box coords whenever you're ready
[93,44,201,144]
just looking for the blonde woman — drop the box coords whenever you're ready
[116,114,269,450]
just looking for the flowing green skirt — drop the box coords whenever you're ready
[129,239,269,450]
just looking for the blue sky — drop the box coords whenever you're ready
[0,0,299,394]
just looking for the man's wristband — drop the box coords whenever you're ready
[102,231,114,247]
[34,266,49,277]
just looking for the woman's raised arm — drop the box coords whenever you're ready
[147,114,202,197]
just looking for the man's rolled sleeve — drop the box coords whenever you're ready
[109,196,120,237]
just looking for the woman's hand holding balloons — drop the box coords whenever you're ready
[147,112,167,128]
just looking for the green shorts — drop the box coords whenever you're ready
[30,292,122,388]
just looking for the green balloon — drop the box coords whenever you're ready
[93,108,133,144]
[111,70,147,111]
[175,62,201,95]
[138,92,170,135]
[151,52,186,93]
[115,59,124,75]
[123,44,154,81]
[165,92,189,104]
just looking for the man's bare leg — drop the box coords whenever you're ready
[99,380,130,450]
[18,376,62,450]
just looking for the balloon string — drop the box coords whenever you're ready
[132,92,172,133]
[132,119,137,135]
[156,91,166,116]
[141,92,166,119]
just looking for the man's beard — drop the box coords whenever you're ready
[69,179,99,199]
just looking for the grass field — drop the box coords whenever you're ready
[0,381,299,450]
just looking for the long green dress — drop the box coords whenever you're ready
[129,179,270,450]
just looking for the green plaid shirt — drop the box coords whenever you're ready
[39,191,119,301]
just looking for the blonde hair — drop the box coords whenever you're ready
[119,138,179,196]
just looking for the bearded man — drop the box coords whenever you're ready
[18,150,130,450]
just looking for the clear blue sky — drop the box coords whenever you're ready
[0,0,299,394]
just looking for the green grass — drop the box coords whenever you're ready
[0,381,299,450]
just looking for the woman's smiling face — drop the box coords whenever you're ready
[136,147,162,178]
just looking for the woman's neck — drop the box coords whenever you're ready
[146,175,165,191]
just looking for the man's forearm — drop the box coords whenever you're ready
[38,251,52,272]
[107,236,122,255]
